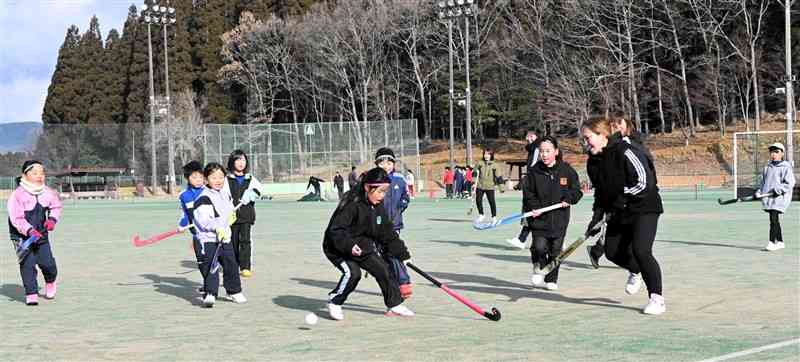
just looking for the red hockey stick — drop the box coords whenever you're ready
[132,225,193,247]
[406,262,501,321]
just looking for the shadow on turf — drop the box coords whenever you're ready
[477,253,617,271]
[655,239,762,251]
[0,284,26,303]
[273,295,386,319]
[136,274,202,306]
[429,239,519,251]
[427,271,640,312]
[290,278,382,297]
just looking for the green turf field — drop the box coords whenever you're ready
[0,190,797,361]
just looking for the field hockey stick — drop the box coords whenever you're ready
[533,220,607,275]
[717,190,778,205]
[466,185,477,215]
[406,262,501,321]
[15,234,41,263]
[132,225,195,247]
[209,202,245,273]
[473,203,566,231]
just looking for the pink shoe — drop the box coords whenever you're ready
[26,294,38,306]
[45,282,57,299]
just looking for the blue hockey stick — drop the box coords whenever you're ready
[473,203,565,231]
[15,234,41,263]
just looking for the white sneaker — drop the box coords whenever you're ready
[387,304,415,317]
[625,273,642,294]
[228,292,247,304]
[531,273,545,288]
[328,303,344,321]
[775,242,786,250]
[764,242,778,251]
[545,282,558,291]
[643,293,666,315]
[475,214,486,223]
[506,237,525,250]
[202,294,215,308]
[492,217,498,225]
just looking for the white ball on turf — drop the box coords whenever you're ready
[305,312,318,325]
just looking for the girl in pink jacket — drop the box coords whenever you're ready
[7,160,63,306]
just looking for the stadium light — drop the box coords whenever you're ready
[141,0,178,194]
[437,0,478,166]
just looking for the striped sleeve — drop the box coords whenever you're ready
[623,149,647,195]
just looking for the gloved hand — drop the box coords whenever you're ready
[28,228,43,239]
[351,244,362,256]
[178,224,194,232]
[241,189,259,204]
[44,217,57,232]
[403,258,413,266]
[227,212,237,226]
[215,227,230,243]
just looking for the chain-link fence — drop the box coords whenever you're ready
[0,120,420,195]
[203,119,420,184]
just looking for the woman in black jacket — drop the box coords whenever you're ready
[523,136,583,291]
[586,115,654,268]
[322,167,414,321]
[581,117,665,315]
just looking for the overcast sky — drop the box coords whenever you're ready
[0,0,135,124]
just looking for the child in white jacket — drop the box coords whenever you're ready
[193,162,246,307]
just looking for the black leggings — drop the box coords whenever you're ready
[768,210,783,242]
[476,188,497,217]
[530,235,564,283]
[604,213,662,296]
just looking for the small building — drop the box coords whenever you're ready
[51,167,126,200]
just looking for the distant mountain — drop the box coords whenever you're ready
[0,122,42,153]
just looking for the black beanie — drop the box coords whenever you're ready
[374,147,396,164]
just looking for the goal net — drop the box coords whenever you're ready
[733,130,799,198]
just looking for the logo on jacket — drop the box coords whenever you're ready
[377,216,382,225]
[560,177,568,186]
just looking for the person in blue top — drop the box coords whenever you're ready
[374,147,413,299]
[178,161,206,287]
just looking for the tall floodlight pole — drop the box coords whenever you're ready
[142,2,159,192]
[464,6,473,166]
[784,0,795,165]
[437,0,478,167]
[437,3,455,169]
[160,3,177,193]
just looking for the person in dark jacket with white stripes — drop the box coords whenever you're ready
[322,167,415,321]
[581,116,665,315]
[522,136,583,290]
[586,116,654,268]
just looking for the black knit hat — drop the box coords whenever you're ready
[374,147,396,164]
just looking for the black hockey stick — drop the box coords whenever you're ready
[717,190,777,205]
[533,221,607,275]
[406,262,501,321]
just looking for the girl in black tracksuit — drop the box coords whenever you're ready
[522,136,583,289]
[582,117,665,315]
[226,150,260,277]
[323,167,414,320]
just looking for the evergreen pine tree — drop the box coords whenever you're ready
[42,26,81,124]
[79,16,106,123]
